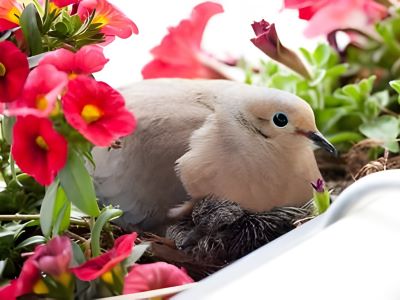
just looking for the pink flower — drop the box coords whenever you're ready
[0,280,18,300]
[6,64,68,117]
[284,0,387,37]
[0,0,22,31]
[38,45,109,79]
[62,76,136,147]
[123,262,194,295]
[77,0,138,41]
[0,41,29,103]
[72,232,137,281]
[142,1,225,79]
[250,20,310,78]
[52,0,80,7]
[13,236,72,297]
[12,116,68,185]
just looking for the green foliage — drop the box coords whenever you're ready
[91,207,123,257]
[59,151,100,217]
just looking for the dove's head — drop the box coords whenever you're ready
[223,86,336,155]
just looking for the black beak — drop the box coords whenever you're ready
[307,131,337,156]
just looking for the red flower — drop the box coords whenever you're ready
[35,236,72,278]
[284,0,387,37]
[14,236,72,297]
[0,41,29,102]
[12,116,68,185]
[77,0,138,42]
[0,0,22,31]
[71,232,137,281]
[0,280,18,300]
[39,45,109,79]
[250,20,310,79]
[142,1,225,79]
[52,0,80,7]
[7,64,68,117]
[123,262,194,295]
[62,76,136,147]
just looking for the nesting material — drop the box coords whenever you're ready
[166,197,313,264]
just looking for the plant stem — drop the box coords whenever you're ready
[0,214,89,227]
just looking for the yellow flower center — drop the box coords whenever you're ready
[7,6,20,24]
[101,271,114,285]
[81,104,103,124]
[55,272,72,287]
[0,63,6,77]
[36,95,48,111]
[32,279,49,295]
[0,62,5,77]
[68,72,78,80]
[93,14,108,27]
[35,136,48,150]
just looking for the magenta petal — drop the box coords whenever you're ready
[123,262,194,295]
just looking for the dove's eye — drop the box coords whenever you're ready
[272,112,288,128]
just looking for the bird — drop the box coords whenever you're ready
[91,79,336,233]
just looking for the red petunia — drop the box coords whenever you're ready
[39,45,109,79]
[123,262,194,295]
[71,232,137,281]
[0,280,18,300]
[141,1,224,79]
[12,116,68,186]
[77,0,138,42]
[284,0,387,37]
[62,76,136,147]
[0,0,22,31]
[0,41,29,102]
[7,64,68,117]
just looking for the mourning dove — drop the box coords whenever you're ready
[91,79,335,232]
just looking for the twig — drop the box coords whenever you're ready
[66,230,88,243]
[0,214,89,227]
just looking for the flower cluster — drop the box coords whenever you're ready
[142,1,225,79]
[0,234,193,299]
[0,0,137,186]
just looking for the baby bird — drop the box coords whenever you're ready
[91,79,335,233]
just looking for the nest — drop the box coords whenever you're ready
[166,197,313,265]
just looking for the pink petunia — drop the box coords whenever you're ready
[52,0,80,7]
[6,64,68,117]
[284,0,387,37]
[71,232,137,281]
[123,262,194,296]
[141,1,225,79]
[62,76,136,147]
[38,45,109,79]
[77,0,138,42]
[0,41,29,103]
[12,116,68,185]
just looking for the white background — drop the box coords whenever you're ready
[96,0,320,88]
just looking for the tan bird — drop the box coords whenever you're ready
[91,79,335,233]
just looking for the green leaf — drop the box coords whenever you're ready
[325,64,348,77]
[52,194,71,236]
[125,242,150,267]
[59,151,100,217]
[19,3,43,55]
[15,235,46,250]
[359,75,376,95]
[389,80,400,94]
[2,116,15,145]
[313,44,331,67]
[299,47,313,65]
[40,180,59,237]
[91,207,123,257]
[71,241,86,267]
[359,115,400,152]
[40,180,71,237]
